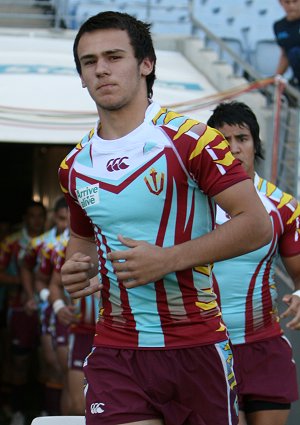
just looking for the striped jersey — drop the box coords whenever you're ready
[213,173,300,345]
[39,227,70,277]
[23,227,59,272]
[59,102,249,349]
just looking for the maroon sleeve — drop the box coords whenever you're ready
[169,124,250,196]
[58,152,94,238]
[279,200,300,257]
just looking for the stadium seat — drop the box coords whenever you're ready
[253,39,282,77]
[31,417,85,425]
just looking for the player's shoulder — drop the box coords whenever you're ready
[59,128,95,170]
[255,175,297,209]
[152,107,223,142]
[3,230,23,245]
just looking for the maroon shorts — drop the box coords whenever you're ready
[232,335,298,410]
[8,307,40,351]
[68,331,94,370]
[40,303,54,336]
[54,316,69,347]
[84,341,238,425]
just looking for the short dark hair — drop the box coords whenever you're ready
[207,101,264,160]
[25,200,47,216]
[54,196,68,212]
[73,11,157,98]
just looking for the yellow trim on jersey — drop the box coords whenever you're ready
[195,300,218,311]
[172,119,200,140]
[266,181,277,197]
[277,192,293,209]
[152,107,167,124]
[59,182,68,194]
[216,323,227,332]
[189,126,219,159]
[287,204,300,224]
[60,158,68,170]
[194,264,212,276]
[88,128,95,139]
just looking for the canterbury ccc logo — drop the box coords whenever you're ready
[106,157,129,172]
[90,402,105,414]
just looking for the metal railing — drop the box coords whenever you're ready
[189,4,300,201]
[1,0,300,200]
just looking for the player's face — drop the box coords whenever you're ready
[54,207,68,234]
[77,28,153,113]
[217,123,256,179]
[280,0,300,20]
[25,206,46,236]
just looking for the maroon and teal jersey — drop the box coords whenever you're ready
[39,228,70,277]
[0,228,30,274]
[22,227,58,272]
[59,102,249,349]
[0,228,34,306]
[213,174,300,345]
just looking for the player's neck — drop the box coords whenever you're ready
[97,97,150,140]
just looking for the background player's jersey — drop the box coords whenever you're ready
[59,102,249,349]
[213,173,300,345]
[22,227,58,272]
[0,228,33,306]
[39,227,70,277]
[0,228,30,273]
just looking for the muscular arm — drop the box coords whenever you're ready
[20,264,35,300]
[108,179,272,288]
[280,254,300,330]
[275,48,289,75]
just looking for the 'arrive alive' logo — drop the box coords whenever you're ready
[76,184,100,209]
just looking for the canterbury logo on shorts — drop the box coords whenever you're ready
[90,402,105,414]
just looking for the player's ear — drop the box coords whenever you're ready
[140,57,154,77]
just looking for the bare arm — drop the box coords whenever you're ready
[49,268,78,326]
[108,179,272,288]
[20,264,35,300]
[275,48,289,75]
[60,231,101,299]
[280,254,300,330]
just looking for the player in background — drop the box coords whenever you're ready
[0,201,46,425]
[20,196,69,417]
[207,101,300,425]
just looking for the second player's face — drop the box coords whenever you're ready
[280,0,300,20]
[54,207,68,234]
[77,28,153,113]
[217,123,256,180]
[25,206,46,236]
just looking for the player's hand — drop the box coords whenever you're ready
[281,293,300,330]
[56,305,78,326]
[24,297,38,315]
[61,252,102,299]
[107,235,173,288]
